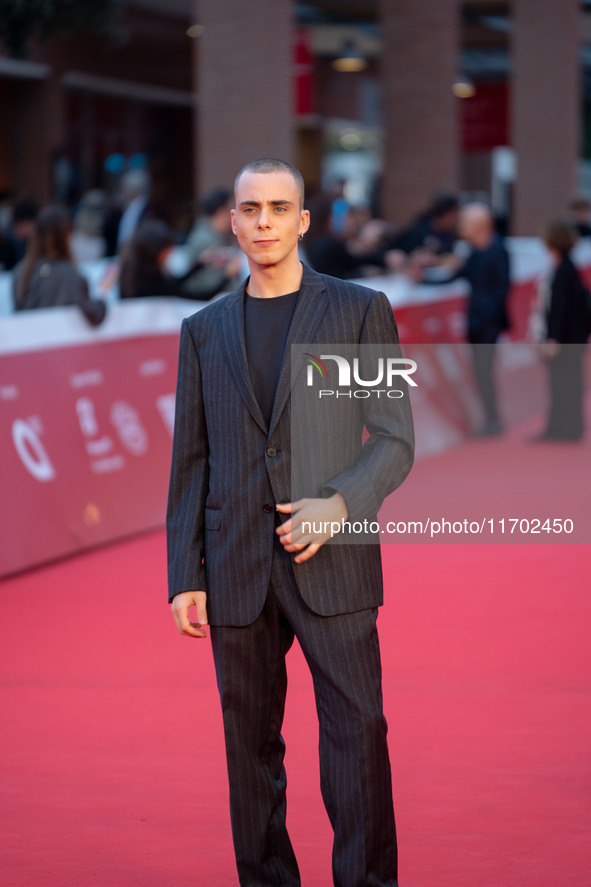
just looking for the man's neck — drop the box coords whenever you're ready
[246,258,304,299]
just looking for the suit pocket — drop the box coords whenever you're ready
[204,506,222,531]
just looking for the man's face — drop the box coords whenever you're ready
[231,170,309,268]
[459,208,492,249]
[459,211,480,246]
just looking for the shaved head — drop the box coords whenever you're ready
[461,203,493,224]
[460,203,495,248]
[234,158,305,208]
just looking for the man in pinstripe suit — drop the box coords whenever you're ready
[167,158,414,887]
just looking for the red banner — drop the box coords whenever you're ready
[1,335,179,577]
[461,82,510,153]
[294,29,314,116]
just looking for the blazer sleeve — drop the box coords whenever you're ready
[166,319,210,602]
[322,291,415,521]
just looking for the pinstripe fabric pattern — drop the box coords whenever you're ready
[211,538,398,887]
[166,265,414,623]
[167,265,411,886]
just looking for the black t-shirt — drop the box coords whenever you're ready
[244,290,299,426]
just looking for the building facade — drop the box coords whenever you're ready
[0,0,586,234]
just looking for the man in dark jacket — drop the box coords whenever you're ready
[167,158,414,887]
[419,203,510,435]
[458,204,510,435]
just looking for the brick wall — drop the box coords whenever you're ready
[195,0,294,195]
[379,0,460,227]
[512,0,580,235]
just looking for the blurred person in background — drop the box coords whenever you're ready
[12,205,106,326]
[120,218,241,301]
[531,221,590,441]
[414,202,510,436]
[119,219,179,299]
[104,168,163,257]
[305,192,395,279]
[391,193,459,268]
[182,187,242,299]
[345,203,373,241]
[568,195,591,239]
[349,216,397,264]
[0,197,39,271]
[70,190,107,263]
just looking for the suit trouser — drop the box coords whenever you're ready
[544,345,585,439]
[469,340,499,427]
[210,537,398,887]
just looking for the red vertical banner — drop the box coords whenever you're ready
[294,29,314,116]
[461,82,510,153]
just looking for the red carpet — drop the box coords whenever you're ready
[1,433,590,885]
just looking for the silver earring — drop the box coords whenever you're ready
[298,232,304,241]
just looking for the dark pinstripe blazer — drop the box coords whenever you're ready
[166,264,414,625]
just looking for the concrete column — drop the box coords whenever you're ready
[512,0,580,235]
[194,0,294,197]
[379,0,460,226]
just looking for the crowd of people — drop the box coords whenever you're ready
[0,171,247,318]
[1,169,589,440]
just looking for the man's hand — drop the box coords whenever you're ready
[171,590,208,638]
[276,492,348,564]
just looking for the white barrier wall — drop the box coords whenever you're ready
[2,239,590,577]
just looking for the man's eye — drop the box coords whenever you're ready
[274,206,287,213]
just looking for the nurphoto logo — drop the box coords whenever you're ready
[303,352,417,399]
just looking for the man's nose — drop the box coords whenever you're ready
[258,209,271,228]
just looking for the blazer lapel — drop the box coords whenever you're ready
[219,283,268,434]
[268,266,329,436]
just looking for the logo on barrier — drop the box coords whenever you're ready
[12,417,56,482]
[111,401,149,456]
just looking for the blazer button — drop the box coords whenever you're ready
[266,447,277,458]
[262,503,274,513]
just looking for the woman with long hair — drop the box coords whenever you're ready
[12,205,106,325]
